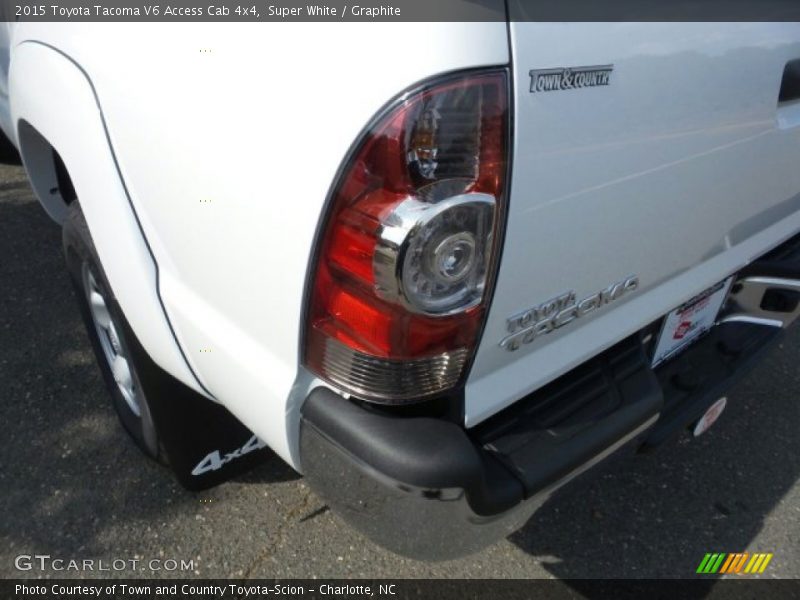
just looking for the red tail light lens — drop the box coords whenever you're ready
[305,70,508,403]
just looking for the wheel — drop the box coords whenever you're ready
[62,200,162,461]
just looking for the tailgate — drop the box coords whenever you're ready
[466,22,800,426]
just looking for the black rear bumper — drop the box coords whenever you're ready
[299,335,664,559]
[300,314,788,559]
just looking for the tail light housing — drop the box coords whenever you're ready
[304,70,509,403]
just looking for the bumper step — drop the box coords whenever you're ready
[474,336,662,495]
[643,321,781,448]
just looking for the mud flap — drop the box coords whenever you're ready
[122,311,271,491]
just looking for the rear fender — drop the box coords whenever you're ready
[10,41,275,487]
[10,40,204,394]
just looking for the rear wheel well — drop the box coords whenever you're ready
[53,149,76,205]
[16,119,76,223]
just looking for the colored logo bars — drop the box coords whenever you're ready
[696,552,773,574]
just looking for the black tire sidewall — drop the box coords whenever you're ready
[62,201,161,460]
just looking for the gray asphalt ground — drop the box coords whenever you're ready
[1,161,799,581]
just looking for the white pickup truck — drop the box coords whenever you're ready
[5,18,800,559]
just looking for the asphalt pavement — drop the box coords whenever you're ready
[2,161,799,581]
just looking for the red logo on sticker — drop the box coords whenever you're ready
[674,321,692,340]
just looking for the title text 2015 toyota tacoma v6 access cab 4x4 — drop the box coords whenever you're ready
[4,18,800,559]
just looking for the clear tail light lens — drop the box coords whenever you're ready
[305,70,508,403]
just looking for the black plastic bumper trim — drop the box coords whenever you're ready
[300,388,523,516]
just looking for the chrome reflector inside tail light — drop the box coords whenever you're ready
[373,192,495,315]
[305,70,508,403]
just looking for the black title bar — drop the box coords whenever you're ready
[4,0,800,22]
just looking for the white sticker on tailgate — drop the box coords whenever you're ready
[651,277,733,368]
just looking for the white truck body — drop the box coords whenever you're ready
[8,22,509,468]
[6,18,800,558]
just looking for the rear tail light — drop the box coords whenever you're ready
[304,70,508,403]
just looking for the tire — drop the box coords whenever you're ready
[63,200,162,461]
